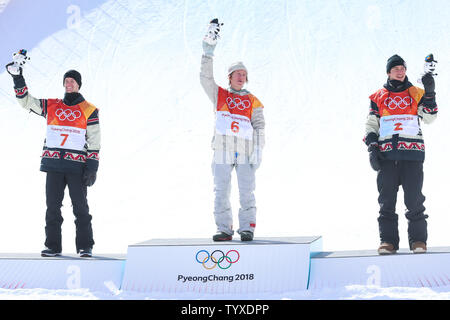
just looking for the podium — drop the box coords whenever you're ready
[308,247,450,289]
[0,253,125,292]
[2,240,450,294]
[121,236,322,294]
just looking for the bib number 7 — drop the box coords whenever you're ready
[60,134,69,146]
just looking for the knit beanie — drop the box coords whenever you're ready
[228,61,248,76]
[386,55,406,73]
[63,69,82,88]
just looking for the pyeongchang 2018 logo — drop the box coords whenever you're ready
[195,249,240,270]
[177,249,255,284]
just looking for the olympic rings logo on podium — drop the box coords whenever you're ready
[195,249,240,270]
[55,108,82,121]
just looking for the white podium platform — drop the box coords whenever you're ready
[2,240,450,294]
[308,247,450,289]
[0,253,126,292]
[121,236,322,294]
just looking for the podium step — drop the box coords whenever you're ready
[0,253,126,292]
[308,246,450,289]
[122,236,322,294]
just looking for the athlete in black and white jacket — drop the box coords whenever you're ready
[6,52,100,257]
[363,54,437,255]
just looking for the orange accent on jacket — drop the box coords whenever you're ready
[216,87,263,119]
[46,99,97,129]
[369,87,424,117]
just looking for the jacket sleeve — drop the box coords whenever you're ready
[418,93,438,125]
[200,54,219,110]
[251,104,265,150]
[12,75,47,117]
[364,100,380,147]
[85,109,101,172]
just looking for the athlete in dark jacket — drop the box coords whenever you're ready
[6,52,100,257]
[364,54,437,255]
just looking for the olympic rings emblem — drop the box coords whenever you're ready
[226,97,251,111]
[55,108,82,121]
[195,249,240,270]
[384,96,413,110]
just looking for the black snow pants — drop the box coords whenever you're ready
[45,171,94,252]
[376,160,428,250]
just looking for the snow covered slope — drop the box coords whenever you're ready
[0,0,449,255]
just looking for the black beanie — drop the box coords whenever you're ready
[63,69,82,88]
[386,55,406,73]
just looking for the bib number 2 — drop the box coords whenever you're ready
[379,115,419,138]
[394,123,404,131]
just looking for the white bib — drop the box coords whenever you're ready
[379,115,420,138]
[46,125,86,151]
[215,111,253,140]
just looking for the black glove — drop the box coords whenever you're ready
[421,73,435,94]
[83,169,97,187]
[368,144,382,172]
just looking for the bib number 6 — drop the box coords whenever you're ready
[231,121,240,133]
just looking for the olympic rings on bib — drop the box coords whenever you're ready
[226,97,251,111]
[195,249,240,270]
[55,108,82,121]
[384,96,413,110]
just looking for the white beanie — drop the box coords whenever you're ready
[228,61,248,76]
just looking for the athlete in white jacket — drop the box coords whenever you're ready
[200,19,265,241]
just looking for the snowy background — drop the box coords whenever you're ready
[0,0,449,300]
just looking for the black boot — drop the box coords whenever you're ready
[41,247,61,257]
[240,231,254,241]
[212,231,232,241]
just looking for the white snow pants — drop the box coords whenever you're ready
[212,152,258,236]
